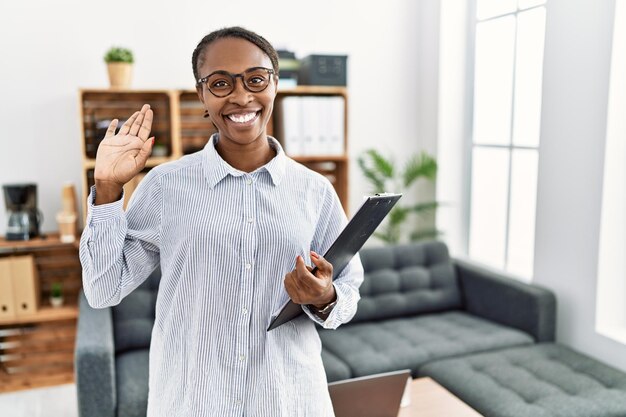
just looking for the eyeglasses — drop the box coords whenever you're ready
[196,67,276,98]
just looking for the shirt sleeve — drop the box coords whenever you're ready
[302,180,364,329]
[79,170,162,309]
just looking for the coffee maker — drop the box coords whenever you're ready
[3,184,42,241]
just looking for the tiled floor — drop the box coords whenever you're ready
[0,384,78,417]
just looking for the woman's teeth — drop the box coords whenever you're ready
[227,112,258,123]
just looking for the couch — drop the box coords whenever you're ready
[75,241,626,417]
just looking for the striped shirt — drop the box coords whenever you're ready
[79,134,364,417]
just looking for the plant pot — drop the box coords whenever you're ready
[107,62,133,88]
[50,296,64,308]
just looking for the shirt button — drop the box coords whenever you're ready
[235,399,242,405]
[247,217,254,223]
[239,354,246,362]
[245,179,252,185]
[245,263,251,270]
[242,307,248,315]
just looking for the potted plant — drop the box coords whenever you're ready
[104,46,134,88]
[358,149,440,244]
[50,282,64,308]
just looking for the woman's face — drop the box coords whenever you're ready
[196,37,277,148]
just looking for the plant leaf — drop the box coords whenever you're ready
[365,149,394,179]
[410,228,442,241]
[409,201,440,214]
[357,154,386,193]
[388,206,409,225]
[403,152,437,187]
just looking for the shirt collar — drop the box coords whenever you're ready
[202,133,286,189]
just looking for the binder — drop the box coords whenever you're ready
[11,255,40,316]
[0,258,16,320]
[267,193,402,331]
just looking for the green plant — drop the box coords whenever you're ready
[358,149,440,244]
[104,47,134,64]
[51,282,63,298]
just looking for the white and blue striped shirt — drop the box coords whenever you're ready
[79,134,364,417]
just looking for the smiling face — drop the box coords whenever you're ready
[196,37,277,149]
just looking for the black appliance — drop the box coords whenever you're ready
[3,183,42,240]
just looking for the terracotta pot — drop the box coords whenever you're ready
[107,62,133,88]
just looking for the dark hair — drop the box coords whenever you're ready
[191,26,279,82]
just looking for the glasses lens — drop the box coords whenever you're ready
[207,72,234,97]
[243,68,270,92]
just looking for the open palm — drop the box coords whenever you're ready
[94,104,154,187]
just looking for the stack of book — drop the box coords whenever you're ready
[277,96,345,157]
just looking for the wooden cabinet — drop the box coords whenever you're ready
[78,86,349,219]
[0,235,81,392]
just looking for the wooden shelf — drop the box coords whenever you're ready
[0,306,78,325]
[0,234,81,393]
[276,85,347,95]
[292,155,348,163]
[0,233,78,254]
[79,86,350,214]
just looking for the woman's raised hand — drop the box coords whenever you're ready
[94,104,154,204]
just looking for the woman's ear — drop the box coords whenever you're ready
[273,76,279,95]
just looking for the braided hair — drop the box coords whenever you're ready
[191,26,279,82]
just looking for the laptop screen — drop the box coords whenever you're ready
[328,370,411,417]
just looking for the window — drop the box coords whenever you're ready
[467,0,547,279]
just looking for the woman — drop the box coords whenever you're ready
[80,26,363,417]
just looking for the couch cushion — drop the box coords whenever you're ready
[319,311,533,378]
[322,349,352,382]
[420,343,626,417]
[353,241,461,323]
[113,290,156,354]
[116,349,149,417]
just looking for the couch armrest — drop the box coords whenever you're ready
[454,258,556,342]
[74,290,116,417]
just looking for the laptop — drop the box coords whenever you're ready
[328,369,411,417]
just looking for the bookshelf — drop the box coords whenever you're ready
[78,86,349,219]
[0,234,81,392]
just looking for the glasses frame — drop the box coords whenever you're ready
[196,67,276,98]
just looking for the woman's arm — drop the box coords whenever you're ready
[79,169,161,309]
[303,180,365,329]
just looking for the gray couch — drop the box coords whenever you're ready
[75,241,626,417]
[319,241,555,382]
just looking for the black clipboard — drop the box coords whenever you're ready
[267,193,402,331]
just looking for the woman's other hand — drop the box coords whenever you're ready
[284,251,336,307]
[94,104,154,204]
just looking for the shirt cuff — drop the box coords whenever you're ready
[302,285,339,328]
[87,185,125,223]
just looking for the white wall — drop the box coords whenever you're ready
[596,0,626,345]
[0,0,440,234]
[533,0,626,371]
[436,0,469,258]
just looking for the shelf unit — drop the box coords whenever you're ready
[0,234,81,393]
[78,86,349,219]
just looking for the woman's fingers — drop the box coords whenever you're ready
[129,109,146,137]
[118,111,139,135]
[138,109,153,141]
[104,119,118,138]
[135,137,154,168]
[310,251,332,279]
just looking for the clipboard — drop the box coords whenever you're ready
[267,193,402,331]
